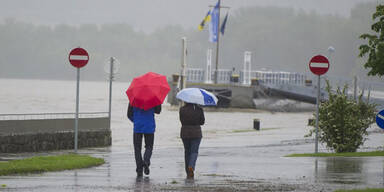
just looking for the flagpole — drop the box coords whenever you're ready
[214,0,221,84]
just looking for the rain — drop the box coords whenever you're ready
[0,0,384,192]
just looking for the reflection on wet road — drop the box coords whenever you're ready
[314,157,383,185]
[134,177,152,192]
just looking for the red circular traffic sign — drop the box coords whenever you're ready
[69,48,89,68]
[309,55,329,75]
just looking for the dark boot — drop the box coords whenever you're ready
[143,163,150,175]
[187,166,194,179]
[136,168,143,177]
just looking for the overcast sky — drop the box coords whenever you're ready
[0,0,376,32]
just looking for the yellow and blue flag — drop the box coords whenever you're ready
[198,10,212,31]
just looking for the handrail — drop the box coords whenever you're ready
[0,112,109,121]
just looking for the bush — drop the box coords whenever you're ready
[307,80,376,153]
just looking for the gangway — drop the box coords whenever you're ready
[258,83,326,104]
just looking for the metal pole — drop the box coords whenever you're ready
[244,51,251,85]
[206,49,212,83]
[214,0,221,84]
[74,68,80,153]
[180,37,187,90]
[314,159,318,181]
[179,39,184,91]
[248,52,251,85]
[243,52,247,85]
[183,38,187,90]
[315,75,320,153]
[108,57,114,128]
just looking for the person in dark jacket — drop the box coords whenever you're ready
[128,104,161,177]
[179,102,205,179]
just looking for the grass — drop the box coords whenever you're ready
[201,173,234,177]
[0,154,104,176]
[204,130,219,134]
[232,129,257,133]
[285,151,384,157]
[334,188,384,192]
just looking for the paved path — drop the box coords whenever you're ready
[1,139,384,192]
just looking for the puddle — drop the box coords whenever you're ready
[314,157,383,185]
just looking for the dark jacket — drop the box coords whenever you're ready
[179,103,205,139]
[127,104,161,134]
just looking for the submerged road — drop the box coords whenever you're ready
[1,134,383,192]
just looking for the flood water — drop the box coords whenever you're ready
[0,78,383,191]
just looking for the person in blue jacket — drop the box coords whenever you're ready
[127,103,161,177]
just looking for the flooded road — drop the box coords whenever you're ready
[1,79,384,191]
[1,142,383,191]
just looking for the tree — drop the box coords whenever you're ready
[307,81,376,153]
[359,4,384,77]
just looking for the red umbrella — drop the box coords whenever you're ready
[126,72,170,110]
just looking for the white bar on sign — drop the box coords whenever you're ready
[310,62,328,68]
[70,55,88,60]
[378,114,384,121]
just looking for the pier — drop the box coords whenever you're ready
[168,68,384,109]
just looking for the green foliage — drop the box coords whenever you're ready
[307,81,376,153]
[0,154,104,176]
[359,4,384,77]
[286,150,384,157]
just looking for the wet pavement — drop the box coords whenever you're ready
[1,136,384,192]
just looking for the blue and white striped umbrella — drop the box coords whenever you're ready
[176,88,218,106]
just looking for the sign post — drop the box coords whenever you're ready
[104,57,120,128]
[68,47,89,153]
[309,55,329,153]
[108,57,113,128]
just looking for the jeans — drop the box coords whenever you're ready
[133,133,154,173]
[182,138,202,173]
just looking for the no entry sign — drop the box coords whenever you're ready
[309,55,329,75]
[69,47,89,68]
[309,54,330,154]
[68,47,89,152]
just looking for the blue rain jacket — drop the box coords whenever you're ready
[127,104,161,133]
